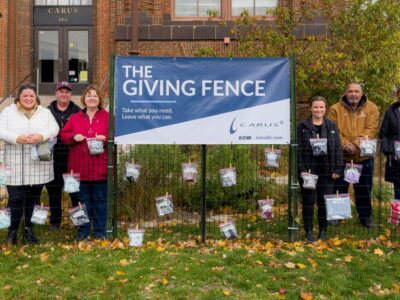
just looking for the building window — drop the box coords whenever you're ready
[175,0,221,17]
[34,0,92,5]
[232,0,277,16]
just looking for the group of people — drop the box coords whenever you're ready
[0,82,108,244]
[298,82,398,242]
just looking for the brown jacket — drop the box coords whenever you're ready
[328,95,379,162]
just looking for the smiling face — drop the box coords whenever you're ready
[55,88,72,105]
[19,88,37,110]
[84,89,100,109]
[310,100,326,120]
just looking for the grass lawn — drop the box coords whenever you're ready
[1,230,399,300]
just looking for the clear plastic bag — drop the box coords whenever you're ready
[394,141,400,161]
[344,162,363,184]
[219,220,238,239]
[219,167,237,187]
[128,228,145,247]
[69,204,90,226]
[86,138,104,155]
[63,172,80,193]
[388,199,400,225]
[258,198,274,220]
[0,166,11,185]
[301,172,319,190]
[324,193,352,221]
[182,162,198,183]
[125,163,141,183]
[155,194,174,217]
[264,148,281,168]
[30,205,49,225]
[31,138,57,161]
[309,138,328,156]
[0,208,11,230]
[360,137,377,158]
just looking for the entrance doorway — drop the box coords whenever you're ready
[34,27,91,94]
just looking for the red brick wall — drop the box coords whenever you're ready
[0,1,8,96]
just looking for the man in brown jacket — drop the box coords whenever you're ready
[328,82,379,228]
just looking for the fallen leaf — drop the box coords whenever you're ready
[156,246,165,252]
[78,241,92,252]
[40,252,50,262]
[110,239,125,249]
[223,290,231,296]
[3,250,11,256]
[212,266,225,271]
[284,262,296,269]
[3,285,12,290]
[300,290,313,300]
[161,278,169,285]
[308,259,318,268]
[100,240,109,248]
[296,263,306,269]
[116,271,125,276]
[119,279,128,284]
[344,255,353,262]
[374,248,384,257]
[299,276,308,282]
[119,259,130,266]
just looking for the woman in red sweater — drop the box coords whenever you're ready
[61,85,109,240]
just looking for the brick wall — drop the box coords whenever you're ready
[0,1,7,97]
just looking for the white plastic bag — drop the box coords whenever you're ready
[219,167,237,187]
[86,138,104,155]
[31,204,49,225]
[128,228,145,247]
[309,137,328,156]
[155,194,174,217]
[324,193,352,221]
[182,162,198,183]
[219,220,238,239]
[125,162,141,183]
[0,208,11,230]
[258,198,274,220]
[264,148,281,168]
[69,203,90,226]
[344,162,363,184]
[360,137,377,158]
[301,172,319,190]
[63,172,80,193]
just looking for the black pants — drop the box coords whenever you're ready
[7,184,44,230]
[300,174,334,231]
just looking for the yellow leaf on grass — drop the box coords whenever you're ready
[374,248,384,257]
[223,290,231,296]
[110,239,125,249]
[308,259,318,268]
[161,278,169,285]
[156,246,165,252]
[296,263,306,269]
[300,290,313,300]
[100,240,109,248]
[119,279,128,284]
[212,266,225,271]
[119,259,130,266]
[392,283,400,294]
[333,239,342,247]
[78,241,92,252]
[344,255,353,262]
[3,250,11,256]
[116,271,125,276]
[40,252,49,261]
[385,229,391,237]
[284,262,296,269]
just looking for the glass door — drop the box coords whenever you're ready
[35,27,91,94]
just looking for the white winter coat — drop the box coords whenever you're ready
[0,104,59,185]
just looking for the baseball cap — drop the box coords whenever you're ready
[56,81,72,91]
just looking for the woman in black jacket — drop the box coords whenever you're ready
[297,96,343,242]
[379,87,400,199]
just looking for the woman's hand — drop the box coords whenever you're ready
[27,134,43,144]
[73,134,85,142]
[95,135,106,142]
[16,135,30,144]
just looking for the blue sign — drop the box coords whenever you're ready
[114,57,290,144]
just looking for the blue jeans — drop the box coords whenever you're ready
[76,180,107,239]
[334,159,373,223]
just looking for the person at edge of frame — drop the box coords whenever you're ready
[297,96,343,242]
[46,81,81,231]
[328,82,379,229]
[0,83,59,244]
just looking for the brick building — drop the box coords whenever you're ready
[0,0,331,98]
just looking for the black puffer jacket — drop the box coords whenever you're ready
[297,116,343,176]
[379,101,400,185]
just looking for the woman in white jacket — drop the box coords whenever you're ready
[0,83,59,244]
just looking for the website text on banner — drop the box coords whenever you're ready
[114,57,290,145]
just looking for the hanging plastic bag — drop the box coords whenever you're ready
[219,220,238,240]
[360,137,377,158]
[344,162,363,184]
[0,208,11,230]
[69,203,90,226]
[0,166,12,185]
[128,227,145,247]
[155,193,174,217]
[394,141,400,161]
[30,204,50,225]
[324,192,352,221]
[86,137,104,155]
[309,135,328,156]
[182,162,198,183]
[301,171,319,190]
[388,199,400,225]
[219,166,237,187]
[258,198,274,220]
[264,147,281,168]
[63,172,80,193]
[125,162,141,183]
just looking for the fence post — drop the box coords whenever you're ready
[200,145,207,242]
[288,53,299,242]
[107,54,116,240]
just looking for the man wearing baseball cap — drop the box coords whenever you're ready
[46,81,81,231]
